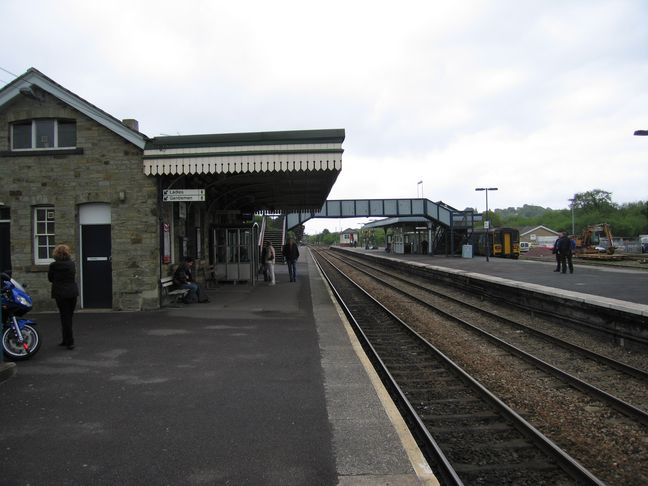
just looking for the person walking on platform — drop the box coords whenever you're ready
[556,232,574,274]
[263,241,276,285]
[260,244,269,281]
[282,237,300,282]
[48,244,79,350]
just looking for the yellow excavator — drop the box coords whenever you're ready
[575,223,615,255]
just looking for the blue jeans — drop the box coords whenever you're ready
[287,260,297,282]
[179,282,201,302]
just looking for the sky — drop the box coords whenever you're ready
[2,0,647,234]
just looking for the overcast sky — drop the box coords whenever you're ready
[2,0,647,234]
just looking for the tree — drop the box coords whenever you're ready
[572,189,615,211]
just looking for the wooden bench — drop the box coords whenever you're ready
[160,276,189,304]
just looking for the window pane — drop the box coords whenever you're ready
[38,245,49,259]
[12,122,32,149]
[34,207,55,264]
[58,120,76,147]
[35,120,55,148]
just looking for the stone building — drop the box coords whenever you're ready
[0,68,344,311]
[0,68,158,311]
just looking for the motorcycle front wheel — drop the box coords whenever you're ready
[2,325,41,360]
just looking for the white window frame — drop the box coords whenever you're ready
[11,119,76,151]
[34,206,56,265]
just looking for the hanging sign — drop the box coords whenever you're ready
[163,189,205,202]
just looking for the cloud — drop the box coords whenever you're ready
[2,0,647,235]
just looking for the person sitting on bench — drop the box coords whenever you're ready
[173,257,209,303]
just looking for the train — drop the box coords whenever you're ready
[471,227,520,259]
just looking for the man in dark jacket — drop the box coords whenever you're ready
[556,232,574,274]
[282,238,300,282]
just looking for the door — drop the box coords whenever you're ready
[79,203,112,308]
[81,224,112,308]
[504,232,511,256]
[213,227,254,283]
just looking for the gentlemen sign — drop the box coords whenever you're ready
[162,189,205,202]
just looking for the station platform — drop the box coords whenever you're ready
[0,253,436,485]
[344,248,648,309]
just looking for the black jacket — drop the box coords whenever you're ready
[282,243,300,262]
[48,260,79,299]
[556,236,572,255]
[173,263,193,285]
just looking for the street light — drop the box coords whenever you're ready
[634,130,648,136]
[475,187,498,262]
[417,180,423,198]
[568,197,576,236]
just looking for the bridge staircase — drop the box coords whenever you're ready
[259,216,286,264]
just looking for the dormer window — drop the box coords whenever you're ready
[11,119,76,150]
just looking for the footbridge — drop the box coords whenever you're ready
[286,198,477,231]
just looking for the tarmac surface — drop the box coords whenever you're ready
[3,248,645,485]
[0,253,433,486]
[346,248,648,307]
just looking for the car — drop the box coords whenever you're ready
[519,242,531,252]
[641,236,648,254]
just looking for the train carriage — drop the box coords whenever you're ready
[472,227,520,259]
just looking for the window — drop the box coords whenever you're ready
[11,119,76,150]
[34,207,55,264]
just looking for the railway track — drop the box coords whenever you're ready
[312,248,648,485]
[327,250,648,425]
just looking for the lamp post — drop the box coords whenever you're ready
[634,130,648,136]
[417,180,423,198]
[569,197,576,236]
[475,187,498,262]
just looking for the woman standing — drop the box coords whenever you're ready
[263,241,276,285]
[48,244,79,350]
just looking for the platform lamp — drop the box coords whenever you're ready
[569,197,576,236]
[417,180,423,198]
[475,187,498,262]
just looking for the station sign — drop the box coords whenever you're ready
[162,189,205,202]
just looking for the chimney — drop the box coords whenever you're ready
[122,119,139,132]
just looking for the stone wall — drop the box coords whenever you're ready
[0,92,160,311]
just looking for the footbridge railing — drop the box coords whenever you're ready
[285,198,477,231]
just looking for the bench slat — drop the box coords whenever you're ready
[160,277,189,304]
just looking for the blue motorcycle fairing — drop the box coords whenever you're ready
[16,319,37,328]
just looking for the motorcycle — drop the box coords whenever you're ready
[1,272,41,360]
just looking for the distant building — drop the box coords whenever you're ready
[519,225,560,248]
[339,228,358,247]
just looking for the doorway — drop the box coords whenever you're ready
[212,227,256,283]
[79,204,112,308]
